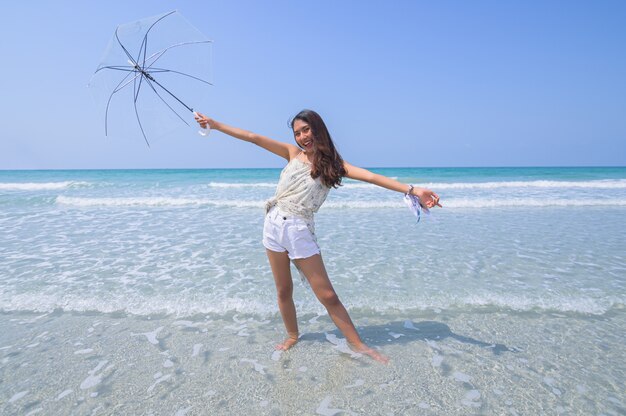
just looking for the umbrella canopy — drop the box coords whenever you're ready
[88,10,213,146]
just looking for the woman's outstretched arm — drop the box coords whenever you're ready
[343,161,441,208]
[195,112,300,161]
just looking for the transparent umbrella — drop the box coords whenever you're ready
[88,10,213,146]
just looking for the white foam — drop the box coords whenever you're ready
[316,396,353,416]
[403,320,418,330]
[55,389,73,401]
[442,198,626,208]
[423,179,626,190]
[240,358,267,375]
[174,406,193,416]
[327,198,626,209]
[56,196,265,208]
[207,181,384,190]
[453,371,472,383]
[9,390,28,403]
[80,360,108,390]
[461,390,481,407]
[325,333,362,359]
[173,320,205,329]
[191,343,203,357]
[426,340,441,351]
[208,182,276,188]
[147,374,171,393]
[53,195,626,209]
[131,327,163,345]
[0,181,90,191]
[74,348,94,355]
[2,289,622,317]
[432,354,444,367]
[206,179,626,190]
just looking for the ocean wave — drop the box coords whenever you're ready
[326,198,626,209]
[421,179,626,190]
[327,198,626,208]
[442,198,626,208]
[208,182,276,188]
[55,196,626,209]
[55,196,264,208]
[0,181,91,191]
[206,179,626,190]
[1,292,621,317]
[207,182,376,189]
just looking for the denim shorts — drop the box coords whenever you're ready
[262,206,320,260]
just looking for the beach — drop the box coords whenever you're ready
[1,167,625,415]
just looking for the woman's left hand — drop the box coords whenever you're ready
[411,187,442,208]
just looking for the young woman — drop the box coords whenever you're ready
[195,110,440,363]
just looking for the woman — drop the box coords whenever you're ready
[195,110,440,363]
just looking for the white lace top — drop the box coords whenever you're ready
[265,155,331,220]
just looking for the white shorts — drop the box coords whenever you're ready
[262,206,320,260]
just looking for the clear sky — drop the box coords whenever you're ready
[1,0,625,169]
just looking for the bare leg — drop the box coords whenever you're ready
[266,249,299,350]
[294,254,389,364]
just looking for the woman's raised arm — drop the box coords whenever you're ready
[195,112,300,161]
[343,161,441,208]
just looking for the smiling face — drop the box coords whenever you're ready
[293,119,314,152]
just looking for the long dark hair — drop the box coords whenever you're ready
[290,109,346,188]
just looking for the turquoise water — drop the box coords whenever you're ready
[1,166,625,317]
[1,167,626,415]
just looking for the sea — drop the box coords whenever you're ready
[1,166,625,415]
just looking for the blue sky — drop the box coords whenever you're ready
[1,0,625,169]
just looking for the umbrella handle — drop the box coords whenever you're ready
[194,112,211,137]
[198,125,211,136]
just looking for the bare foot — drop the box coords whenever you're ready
[350,343,389,364]
[275,335,299,351]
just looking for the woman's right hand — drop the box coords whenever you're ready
[194,112,216,130]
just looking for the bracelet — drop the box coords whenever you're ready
[406,184,414,196]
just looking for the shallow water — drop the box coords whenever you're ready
[1,167,625,414]
[1,310,624,415]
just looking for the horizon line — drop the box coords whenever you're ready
[1,165,626,173]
